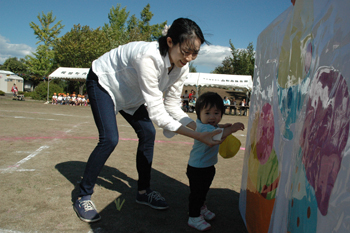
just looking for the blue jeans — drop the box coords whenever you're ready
[79,69,156,197]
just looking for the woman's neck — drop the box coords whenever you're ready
[168,63,174,74]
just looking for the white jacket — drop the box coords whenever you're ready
[92,41,193,137]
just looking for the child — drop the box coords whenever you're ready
[11,84,18,97]
[52,93,57,105]
[187,92,244,231]
[57,94,63,105]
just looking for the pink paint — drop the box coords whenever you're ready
[1,135,246,148]
[300,68,350,216]
[255,103,274,164]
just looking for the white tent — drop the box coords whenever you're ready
[183,72,253,102]
[48,67,89,81]
[45,67,90,103]
[184,72,253,92]
[0,70,24,93]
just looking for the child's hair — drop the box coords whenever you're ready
[195,92,224,120]
[158,18,208,56]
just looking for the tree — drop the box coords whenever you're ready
[0,57,37,84]
[25,45,55,79]
[29,11,65,47]
[103,4,166,49]
[53,24,110,68]
[52,24,109,96]
[27,11,64,78]
[0,57,27,74]
[213,41,255,78]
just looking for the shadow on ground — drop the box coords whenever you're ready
[55,161,248,233]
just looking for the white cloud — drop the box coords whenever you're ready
[192,44,231,73]
[0,34,35,64]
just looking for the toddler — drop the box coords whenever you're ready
[187,92,244,231]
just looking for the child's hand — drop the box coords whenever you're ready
[231,122,245,133]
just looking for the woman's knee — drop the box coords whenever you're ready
[141,124,156,142]
[99,135,119,149]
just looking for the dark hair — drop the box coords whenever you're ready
[195,92,224,120]
[158,18,208,56]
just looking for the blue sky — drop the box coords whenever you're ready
[0,0,292,73]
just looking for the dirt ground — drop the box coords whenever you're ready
[0,95,249,233]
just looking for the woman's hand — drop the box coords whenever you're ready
[197,131,224,147]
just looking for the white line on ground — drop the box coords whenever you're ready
[0,146,49,174]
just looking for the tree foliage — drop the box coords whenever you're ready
[53,24,110,68]
[27,11,64,78]
[31,80,63,100]
[102,4,166,49]
[26,45,55,78]
[29,11,64,47]
[23,5,166,95]
[0,57,27,74]
[213,41,255,78]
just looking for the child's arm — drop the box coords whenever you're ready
[221,122,245,139]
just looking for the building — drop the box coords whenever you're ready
[0,70,24,93]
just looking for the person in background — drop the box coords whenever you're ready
[240,98,247,116]
[11,84,18,97]
[182,90,190,112]
[223,96,230,114]
[189,89,195,101]
[189,96,197,113]
[66,93,71,105]
[57,94,63,105]
[187,92,244,231]
[229,97,236,115]
[81,95,87,106]
[62,94,67,105]
[76,95,82,106]
[73,17,224,223]
[70,94,77,106]
[52,93,58,105]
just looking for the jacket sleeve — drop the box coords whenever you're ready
[133,55,183,133]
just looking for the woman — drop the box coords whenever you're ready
[74,18,224,223]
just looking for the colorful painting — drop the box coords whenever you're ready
[239,0,350,232]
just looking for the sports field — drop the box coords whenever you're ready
[0,96,248,233]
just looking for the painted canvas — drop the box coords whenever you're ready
[239,0,350,232]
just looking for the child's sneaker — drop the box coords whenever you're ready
[136,188,169,210]
[73,195,101,222]
[188,215,211,231]
[201,205,216,220]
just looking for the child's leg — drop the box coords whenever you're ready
[186,165,215,217]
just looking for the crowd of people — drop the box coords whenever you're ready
[182,89,197,112]
[223,96,248,116]
[51,92,89,106]
[181,89,249,116]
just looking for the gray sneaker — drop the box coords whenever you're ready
[73,195,101,222]
[136,188,169,210]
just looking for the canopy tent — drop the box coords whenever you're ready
[46,68,253,102]
[45,67,90,103]
[183,73,253,102]
[184,72,253,92]
[48,67,89,81]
